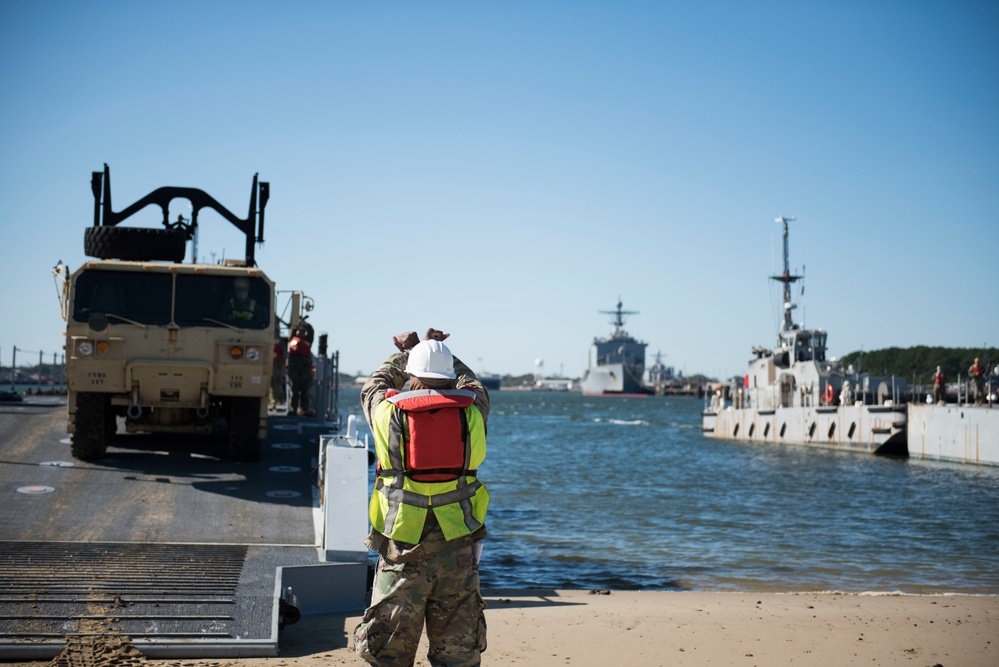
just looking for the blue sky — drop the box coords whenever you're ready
[2,1,996,380]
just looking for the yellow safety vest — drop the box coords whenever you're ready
[227,297,257,322]
[369,389,489,544]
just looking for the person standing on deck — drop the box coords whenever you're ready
[933,366,946,404]
[287,323,314,416]
[354,329,490,667]
[969,358,986,405]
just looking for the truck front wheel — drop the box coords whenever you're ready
[229,397,263,462]
[72,392,109,460]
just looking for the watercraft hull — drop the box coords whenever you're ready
[480,374,501,391]
[702,404,907,455]
[581,364,650,396]
[907,404,999,466]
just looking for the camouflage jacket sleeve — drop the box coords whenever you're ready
[453,355,490,424]
[360,353,410,429]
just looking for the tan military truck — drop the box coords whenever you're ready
[61,165,274,461]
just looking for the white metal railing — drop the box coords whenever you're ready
[2,345,66,394]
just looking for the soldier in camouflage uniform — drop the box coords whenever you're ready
[354,329,489,667]
[287,323,314,416]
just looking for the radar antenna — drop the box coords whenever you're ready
[771,216,801,333]
[600,298,639,336]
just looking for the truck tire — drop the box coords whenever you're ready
[72,392,109,460]
[229,397,263,462]
[84,226,187,262]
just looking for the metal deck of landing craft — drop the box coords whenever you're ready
[908,402,999,466]
[0,398,340,659]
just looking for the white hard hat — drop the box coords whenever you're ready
[405,340,456,379]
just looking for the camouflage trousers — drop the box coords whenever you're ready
[972,380,986,405]
[271,362,286,403]
[287,357,312,412]
[354,546,487,667]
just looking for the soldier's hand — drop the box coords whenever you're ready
[392,331,420,352]
[424,328,450,342]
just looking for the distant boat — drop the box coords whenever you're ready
[581,300,651,396]
[701,216,907,454]
[479,373,501,391]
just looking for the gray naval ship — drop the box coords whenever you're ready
[702,217,907,454]
[581,300,651,396]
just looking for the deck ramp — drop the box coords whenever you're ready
[0,403,368,660]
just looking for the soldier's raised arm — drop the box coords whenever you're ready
[360,351,409,429]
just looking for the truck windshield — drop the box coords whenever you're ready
[72,270,172,325]
[175,274,270,329]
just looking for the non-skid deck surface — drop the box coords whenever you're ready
[0,401,337,658]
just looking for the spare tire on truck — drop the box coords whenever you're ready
[84,226,187,262]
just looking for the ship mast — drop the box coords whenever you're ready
[600,299,638,337]
[771,216,801,333]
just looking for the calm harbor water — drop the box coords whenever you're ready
[348,388,999,594]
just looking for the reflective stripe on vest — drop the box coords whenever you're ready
[375,477,484,540]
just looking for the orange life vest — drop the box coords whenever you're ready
[288,335,311,357]
[383,389,476,482]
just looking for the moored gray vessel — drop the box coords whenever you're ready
[581,300,651,396]
[702,216,907,454]
[479,372,502,391]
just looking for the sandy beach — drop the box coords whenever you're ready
[6,589,995,667]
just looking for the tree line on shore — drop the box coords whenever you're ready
[838,346,998,385]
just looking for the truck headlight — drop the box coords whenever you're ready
[245,347,262,362]
[78,341,94,357]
